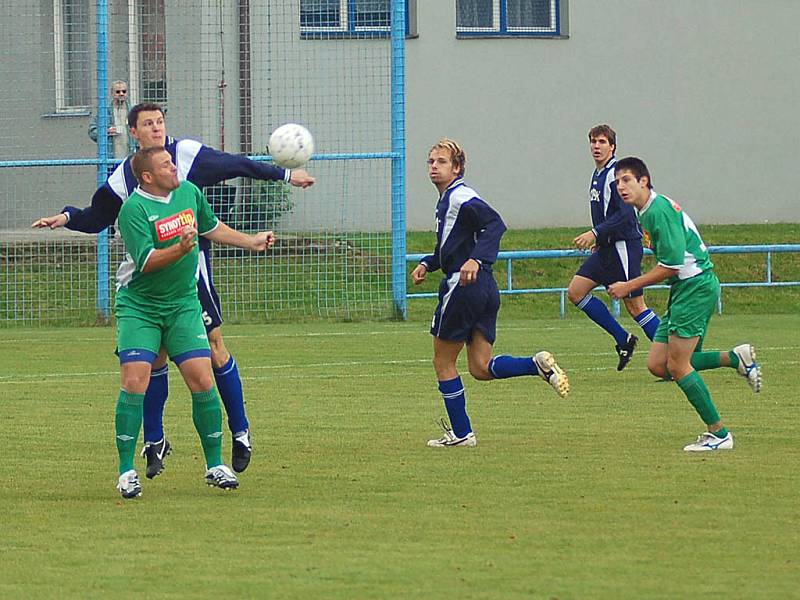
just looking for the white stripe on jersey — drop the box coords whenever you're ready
[175,139,203,181]
[440,183,498,252]
[108,162,130,201]
[602,165,614,218]
[197,249,223,322]
[615,240,630,279]
[435,273,461,337]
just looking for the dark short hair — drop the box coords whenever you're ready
[588,124,616,149]
[615,156,653,189]
[128,102,165,129]
[131,146,167,183]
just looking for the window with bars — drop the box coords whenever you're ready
[138,0,167,106]
[53,0,90,112]
[300,0,416,38]
[456,0,565,37]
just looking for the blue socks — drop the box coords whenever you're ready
[142,355,249,444]
[439,376,471,438]
[142,364,169,443]
[634,309,660,341]
[488,355,539,379]
[576,293,630,346]
[214,355,249,434]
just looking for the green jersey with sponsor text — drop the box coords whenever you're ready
[637,191,713,286]
[116,180,218,307]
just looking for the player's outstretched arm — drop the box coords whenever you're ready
[288,169,315,188]
[31,213,68,229]
[203,221,275,252]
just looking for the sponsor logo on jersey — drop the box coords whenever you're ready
[155,209,196,242]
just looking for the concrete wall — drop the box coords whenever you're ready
[405,0,800,228]
[2,1,798,231]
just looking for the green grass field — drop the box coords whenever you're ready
[2,314,798,598]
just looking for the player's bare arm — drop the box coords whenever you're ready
[573,230,596,250]
[31,212,68,229]
[288,169,315,188]
[459,258,480,286]
[203,221,275,252]
[411,264,427,285]
[142,226,197,273]
[608,264,677,299]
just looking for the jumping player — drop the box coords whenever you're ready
[32,103,315,477]
[412,139,569,447]
[115,146,276,497]
[568,125,660,370]
[608,156,762,452]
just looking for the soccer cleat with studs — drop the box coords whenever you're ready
[733,343,762,393]
[117,469,142,499]
[534,351,570,397]
[231,429,252,473]
[683,431,734,452]
[141,438,171,480]
[427,418,477,447]
[615,334,638,371]
[205,465,240,490]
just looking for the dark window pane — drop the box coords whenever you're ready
[355,0,389,28]
[456,0,493,28]
[508,0,553,29]
[300,0,341,28]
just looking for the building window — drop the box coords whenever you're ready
[300,0,416,38]
[53,0,91,112]
[456,0,565,37]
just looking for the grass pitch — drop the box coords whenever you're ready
[1,314,798,599]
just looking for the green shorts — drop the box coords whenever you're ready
[653,270,720,346]
[116,291,210,364]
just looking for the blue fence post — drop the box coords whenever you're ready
[95,0,110,323]
[390,0,407,319]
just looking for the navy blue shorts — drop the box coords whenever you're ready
[576,240,644,298]
[197,246,223,332]
[430,269,500,344]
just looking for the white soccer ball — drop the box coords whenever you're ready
[268,123,314,169]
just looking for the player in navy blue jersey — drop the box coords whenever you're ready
[32,102,315,476]
[412,139,569,447]
[567,124,660,370]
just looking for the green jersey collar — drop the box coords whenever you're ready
[135,185,173,204]
[637,190,658,217]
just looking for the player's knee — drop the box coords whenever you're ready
[468,361,492,381]
[647,360,667,378]
[121,373,149,394]
[566,286,584,305]
[208,338,230,369]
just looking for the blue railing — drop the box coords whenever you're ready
[406,244,800,318]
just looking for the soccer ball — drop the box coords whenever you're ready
[268,123,314,169]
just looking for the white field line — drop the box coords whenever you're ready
[1,354,797,385]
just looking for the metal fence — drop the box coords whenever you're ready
[407,244,800,317]
[0,0,407,326]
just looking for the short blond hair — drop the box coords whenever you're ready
[429,138,466,175]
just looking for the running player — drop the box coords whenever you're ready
[568,125,660,370]
[608,156,762,452]
[412,139,569,448]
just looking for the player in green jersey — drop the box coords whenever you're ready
[608,157,762,452]
[114,146,275,498]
